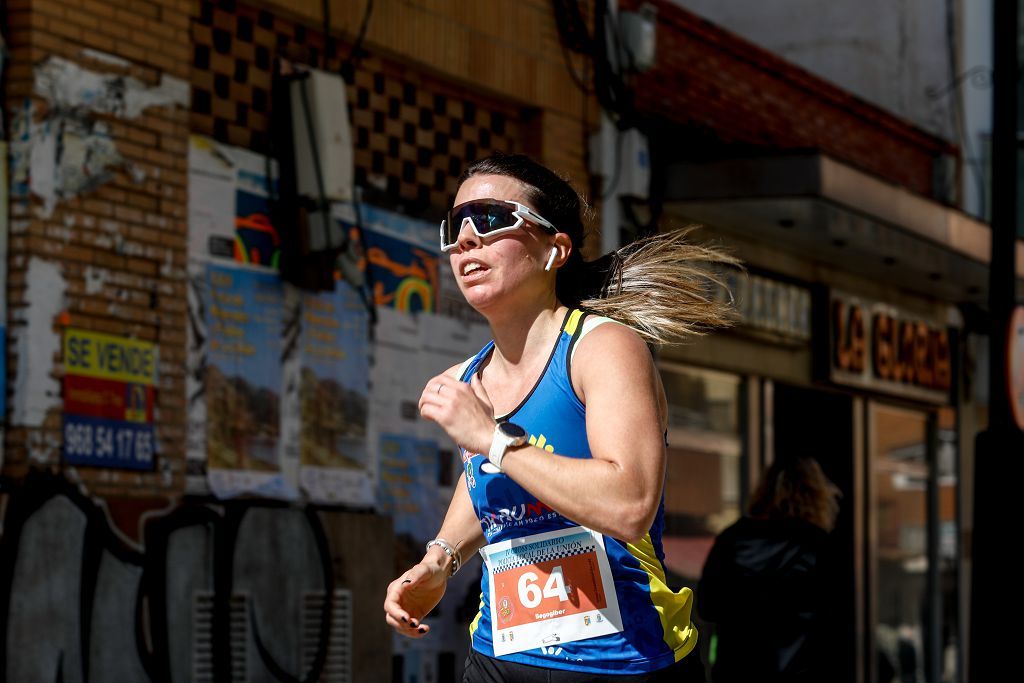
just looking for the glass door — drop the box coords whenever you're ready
[869,403,929,683]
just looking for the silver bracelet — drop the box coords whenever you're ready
[425,538,461,577]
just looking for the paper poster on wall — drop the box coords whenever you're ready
[377,434,441,542]
[297,283,373,505]
[357,204,439,313]
[0,140,8,464]
[188,136,234,261]
[188,135,279,268]
[204,263,295,499]
[370,308,489,520]
[62,329,157,471]
[234,161,279,268]
[185,265,209,494]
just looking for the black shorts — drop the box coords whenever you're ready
[463,648,705,682]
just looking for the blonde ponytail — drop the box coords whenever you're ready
[576,228,739,345]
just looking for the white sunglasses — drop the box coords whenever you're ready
[440,198,558,252]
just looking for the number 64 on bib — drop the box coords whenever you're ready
[482,527,623,657]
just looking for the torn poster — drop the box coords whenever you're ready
[34,55,188,119]
[17,55,187,217]
[188,135,279,268]
[185,264,209,494]
[11,100,133,218]
[10,257,66,465]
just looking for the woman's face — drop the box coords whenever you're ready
[448,174,556,313]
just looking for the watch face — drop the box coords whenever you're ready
[499,422,527,439]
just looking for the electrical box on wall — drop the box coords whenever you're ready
[591,127,651,200]
[619,128,651,199]
[619,3,657,72]
[290,68,354,202]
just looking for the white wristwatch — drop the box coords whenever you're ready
[488,422,528,471]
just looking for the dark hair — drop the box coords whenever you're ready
[458,153,737,344]
[747,456,841,532]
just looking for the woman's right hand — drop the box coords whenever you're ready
[383,561,449,638]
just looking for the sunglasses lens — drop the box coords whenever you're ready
[442,201,517,247]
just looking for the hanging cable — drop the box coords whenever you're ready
[321,0,331,69]
[340,0,374,82]
[552,0,593,52]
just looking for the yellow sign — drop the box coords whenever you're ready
[64,329,158,385]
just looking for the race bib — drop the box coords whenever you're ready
[482,526,623,656]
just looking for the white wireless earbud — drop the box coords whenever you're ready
[544,247,558,272]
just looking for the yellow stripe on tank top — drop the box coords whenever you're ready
[563,308,585,336]
[625,534,699,661]
[468,592,485,637]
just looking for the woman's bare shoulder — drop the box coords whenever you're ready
[574,317,650,365]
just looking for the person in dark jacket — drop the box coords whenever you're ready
[697,456,841,683]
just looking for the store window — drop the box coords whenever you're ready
[870,404,929,683]
[657,364,744,588]
[870,404,961,683]
[936,407,960,683]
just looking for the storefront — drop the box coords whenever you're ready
[656,263,964,683]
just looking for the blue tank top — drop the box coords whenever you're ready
[460,309,698,675]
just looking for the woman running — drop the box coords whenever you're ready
[384,152,734,681]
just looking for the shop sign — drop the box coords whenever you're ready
[62,329,158,470]
[717,269,811,343]
[829,292,952,403]
[1010,306,1024,430]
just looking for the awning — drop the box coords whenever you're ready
[664,153,1024,306]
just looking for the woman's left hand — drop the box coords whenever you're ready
[418,373,496,455]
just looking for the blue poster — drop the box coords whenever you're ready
[234,187,279,269]
[349,204,439,314]
[377,435,441,541]
[204,264,284,473]
[299,283,370,469]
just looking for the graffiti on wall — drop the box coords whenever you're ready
[0,472,340,683]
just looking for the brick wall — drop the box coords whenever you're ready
[1,0,599,496]
[1,0,954,495]
[627,0,956,199]
[3,0,192,498]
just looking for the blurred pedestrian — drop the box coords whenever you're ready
[383,152,735,681]
[697,456,841,683]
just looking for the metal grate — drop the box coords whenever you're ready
[193,591,250,682]
[301,589,353,683]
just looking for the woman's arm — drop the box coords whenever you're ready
[420,324,667,543]
[384,362,486,638]
[499,323,667,541]
[383,471,485,638]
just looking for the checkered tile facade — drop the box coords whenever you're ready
[190,0,535,216]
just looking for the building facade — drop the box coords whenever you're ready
[1,1,1017,681]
